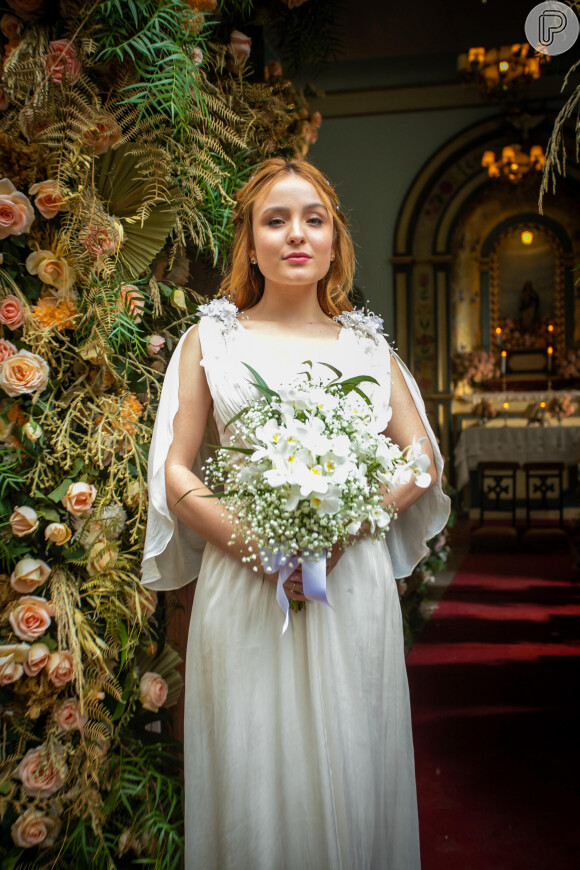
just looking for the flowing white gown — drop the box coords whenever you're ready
[141,304,450,870]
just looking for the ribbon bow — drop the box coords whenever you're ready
[260,547,332,636]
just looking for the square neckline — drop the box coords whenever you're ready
[234,316,346,369]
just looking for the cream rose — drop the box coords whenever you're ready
[230,29,251,62]
[0,652,24,685]
[0,178,35,240]
[54,697,87,731]
[146,334,165,356]
[25,249,75,293]
[44,522,72,546]
[9,595,53,642]
[86,539,117,577]
[0,349,50,397]
[0,14,21,39]
[46,650,74,687]
[24,641,50,676]
[9,505,39,536]
[10,557,51,593]
[119,284,145,322]
[13,744,68,797]
[45,39,81,85]
[61,481,97,517]
[23,419,43,441]
[0,294,24,328]
[0,642,30,662]
[0,338,17,361]
[11,808,61,849]
[28,179,65,219]
[139,671,168,713]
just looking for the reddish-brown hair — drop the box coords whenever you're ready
[219,158,355,316]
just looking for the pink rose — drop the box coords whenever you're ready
[192,47,203,66]
[0,89,9,112]
[119,284,145,322]
[45,39,81,85]
[46,650,74,687]
[0,338,17,360]
[9,505,39,537]
[0,652,24,685]
[61,481,97,517]
[13,744,68,797]
[24,641,50,676]
[11,808,61,849]
[146,334,165,356]
[0,13,21,39]
[9,596,53,641]
[82,116,122,155]
[0,178,35,239]
[54,697,87,731]
[0,294,23,328]
[230,30,251,62]
[0,349,50,397]
[139,671,168,713]
[44,522,72,546]
[7,0,45,18]
[10,557,51,593]
[28,179,65,219]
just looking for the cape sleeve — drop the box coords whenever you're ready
[140,322,218,591]
[383,345,452,579]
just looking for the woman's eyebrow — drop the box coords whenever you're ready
[261,202,328,215]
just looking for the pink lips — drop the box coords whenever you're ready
[284,252,312,262]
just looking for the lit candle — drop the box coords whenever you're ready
[496,326,502,347]
[501,349,507,375]
[503,402,510,410]
[547,323,554,335]
[547,345,553,373]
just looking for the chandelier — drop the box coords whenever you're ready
[457,43,549,98]
[481,144,545,182]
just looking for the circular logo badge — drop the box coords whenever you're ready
[525,1,579,56]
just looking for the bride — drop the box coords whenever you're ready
[142,157,450,869]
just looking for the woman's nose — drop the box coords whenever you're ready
[287,218,305,243]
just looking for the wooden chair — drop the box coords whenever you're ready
[521,462,568,552]
[470,461,519,552]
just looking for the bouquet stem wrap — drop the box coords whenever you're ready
[260,548,331,636]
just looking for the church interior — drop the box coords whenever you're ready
[0,0,578,867]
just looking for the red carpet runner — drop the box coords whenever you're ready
[406,551,580,870]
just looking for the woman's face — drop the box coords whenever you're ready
[249,174,335,291]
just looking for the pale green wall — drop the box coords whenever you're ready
[310,106,499,335]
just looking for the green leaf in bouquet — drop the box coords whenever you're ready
[37,506,61,522]
[242,362,280,402]
[224,405,250,431]
[318,361,342,378]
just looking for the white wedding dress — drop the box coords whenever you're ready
[141,304,450,870]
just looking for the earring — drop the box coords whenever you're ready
[250,257,257,265]
[330,254,335,261]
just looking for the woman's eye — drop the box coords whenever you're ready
[308,216,324,225]
[268,217,284,226]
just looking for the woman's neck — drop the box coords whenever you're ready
[247,282,329,325]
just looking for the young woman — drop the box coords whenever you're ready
[142,158,450,869]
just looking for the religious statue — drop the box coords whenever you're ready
[518,280,540,332]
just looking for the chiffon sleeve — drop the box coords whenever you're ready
[383,346,451,579]
[141,323,218,591]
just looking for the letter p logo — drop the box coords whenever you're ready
[525,1,579,56]
[539,11,566,46]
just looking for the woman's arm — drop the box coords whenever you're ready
[378,352,436,514]
[164,325,254,566]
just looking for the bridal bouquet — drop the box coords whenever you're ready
[204,362,432,633]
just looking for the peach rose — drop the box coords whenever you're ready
[46,650,74,687]
[0,178,35,239]
[0,349,50,397]
[0,652,24,685]
[82,221,124,257]
[9,505,39,536]
[86,539,117,577]
[310,111,322,128]
[139,671,168,713]
[54,697,87,731]
[13,744,68,797]
[83,117,122,155]
[44,522,72,546]
[25,249,75,293]
[0,338,17,360]
[7,0,45,18]
[11,808,61,849]
[61,481,97,517]
[23,419,43,441]
[230,29,251,62]
[45,39,81,85]
[146,334,165,356]
[10,557,51,593]
[0,294,24,328]
[119,284,145,322]
[0,14,21,39]
[9,595,53,641]
[0,89,9,112]
[28,179,65,219]
[24,641,50,676]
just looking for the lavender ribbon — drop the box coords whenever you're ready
[260,547,332,636]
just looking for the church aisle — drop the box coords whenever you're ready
[406,550,580,870]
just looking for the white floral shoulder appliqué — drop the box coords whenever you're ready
[197,297,239,334]
[334,308,385,345]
